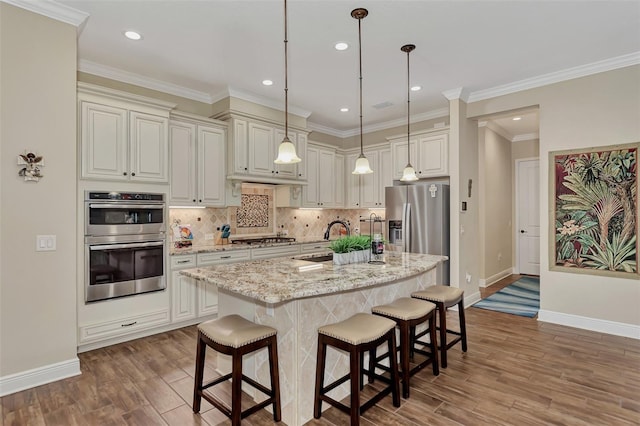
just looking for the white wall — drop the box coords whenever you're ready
[467,65,640,334]
[0,3,79,388]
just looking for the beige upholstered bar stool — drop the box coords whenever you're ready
[411,286,467,368]
[371,297,439,398]
[314,313,401,425]
[193,315,281,426]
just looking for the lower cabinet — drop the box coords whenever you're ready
[79,309,170,344]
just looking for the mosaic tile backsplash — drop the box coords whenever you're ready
[237,194,269,228]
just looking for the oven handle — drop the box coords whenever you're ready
[88,203,164,210]
[89,241,165,251]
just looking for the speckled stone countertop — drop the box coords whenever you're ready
[170,237,329,255]
[180,252,447,303]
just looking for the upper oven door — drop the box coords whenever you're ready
[86,202,165,236]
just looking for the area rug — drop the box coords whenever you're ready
[473,276,540,317]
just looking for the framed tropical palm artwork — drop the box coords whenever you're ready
[550,142,639,278]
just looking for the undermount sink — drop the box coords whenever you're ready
[299,254,333,262]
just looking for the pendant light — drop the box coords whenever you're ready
[351,8,373,175]
[274,0,301,164]
[400,44,418,182]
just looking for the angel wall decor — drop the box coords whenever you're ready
[17,151,44,181]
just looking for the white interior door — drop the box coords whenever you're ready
[516,159,540,275]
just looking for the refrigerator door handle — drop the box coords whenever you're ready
[403,203,411,252]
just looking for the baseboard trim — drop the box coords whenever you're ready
[0,357,81,397]
[450,290,481,311]
[479,267,513,288]
[538,310,640,340]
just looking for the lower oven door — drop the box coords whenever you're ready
[86,238,165,302]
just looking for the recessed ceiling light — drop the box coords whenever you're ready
[262,80,273,86]
[410,85,422,91]
[340,107,349,112]
[335,42,349,51]
[124,31,142,40]
[512,116,522,121]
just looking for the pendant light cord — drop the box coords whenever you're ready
[406,47,410,164]
[284,0,289,136]
[358,15,363,155]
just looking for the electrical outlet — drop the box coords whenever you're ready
[205,233,214,240]
[498,252,502,262]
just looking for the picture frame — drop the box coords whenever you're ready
[549,142,639,279]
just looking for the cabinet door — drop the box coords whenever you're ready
[334,153,345,208]
[345,153,361,208]
[318,149,336,207]
[129,111,169,182]
[171,270,197,322]
[248,122,275,176]
[169,121,197,206]
[296,133,308,180]
[417,133,449,177]
[81,101,128,180]
[231,118,248,174]
[359,150,379,208]
[302,147,319,207]
[198,125,226,206]
[377,148,393,207]
[198,281,218,317]
[273,128,298,178]
[391,139,417,180]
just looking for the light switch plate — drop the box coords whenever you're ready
[36,235,56,251]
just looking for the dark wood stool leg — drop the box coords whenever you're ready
[349,346,361,426]
[192,334,206,413]
[398,321,411,399]
[268,336,282,422]
[314,336,327,419]
[458,298,468,352]
[367,348,376,384]
[387,331,401,407]
[231,349,242,426]
[429,314,439,376]
[438,302,448,368]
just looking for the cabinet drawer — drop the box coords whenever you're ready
[300,242,332,254]
[197,249,251,265]
[170,254,197,269]
[79,309,170,343]
[251,245,300,259]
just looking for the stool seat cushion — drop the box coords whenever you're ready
[318,313,396,345]
[412,286,463,304]
[198,315,277,349]
[372,297,436,321]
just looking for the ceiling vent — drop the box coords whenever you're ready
[372,101,393,109]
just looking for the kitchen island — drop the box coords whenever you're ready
[181,251,446,425]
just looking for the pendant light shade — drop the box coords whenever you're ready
[400,43,418,182]
[351,8,373,175]
[274,0,301,164]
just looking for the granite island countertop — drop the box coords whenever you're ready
[180,252,447,303]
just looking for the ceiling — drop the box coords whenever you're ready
[57,0,640,138]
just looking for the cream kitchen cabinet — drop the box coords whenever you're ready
[390,129,449,179]
[334,153,345,208]
[303,145,336,207]
[78,83,174,183]
[360,148,392,208]
[169,113,227,207]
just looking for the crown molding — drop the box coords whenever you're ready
[308,107,450,139]
[78,60,214,104]
[512,132,539,142]
[442,87,469,101]
[226,87,312,119]
[1,0,89,28]
[468,51,640,102]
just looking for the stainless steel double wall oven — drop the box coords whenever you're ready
[84,191,166,302]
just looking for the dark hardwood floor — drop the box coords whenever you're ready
[3,275,639,425]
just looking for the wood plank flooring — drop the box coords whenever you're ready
[2,275,639,425]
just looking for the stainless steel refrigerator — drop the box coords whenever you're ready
[385,183,450,284]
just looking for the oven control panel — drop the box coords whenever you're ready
[87,191,164,201]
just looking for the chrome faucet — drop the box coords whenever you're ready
[324,220,350,240]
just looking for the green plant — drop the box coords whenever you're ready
[329,235,372,253]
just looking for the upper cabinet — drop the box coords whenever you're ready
[225,116,308,184]
[169,112,227,207]
[303,145,336,208]
[78,83,175,183]
[344,147,393,209]
[390,129,449,179]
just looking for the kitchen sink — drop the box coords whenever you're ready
[298,254,333,262]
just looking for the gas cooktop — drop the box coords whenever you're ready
[231,237,296,245]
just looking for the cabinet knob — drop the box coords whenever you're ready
[193,199,196,202]
[123,172,127,176]
[272,170,275,174]
[131,172,136,176]
[298,173,301,177]
[418,171,422,174]
[276,171,279,174]
[244,167,248,171]
[199,199,202,203]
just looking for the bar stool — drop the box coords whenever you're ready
[411,286,467,368]
[314,313,400,425]
[193,315,281,425]
[371,297,439,398]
